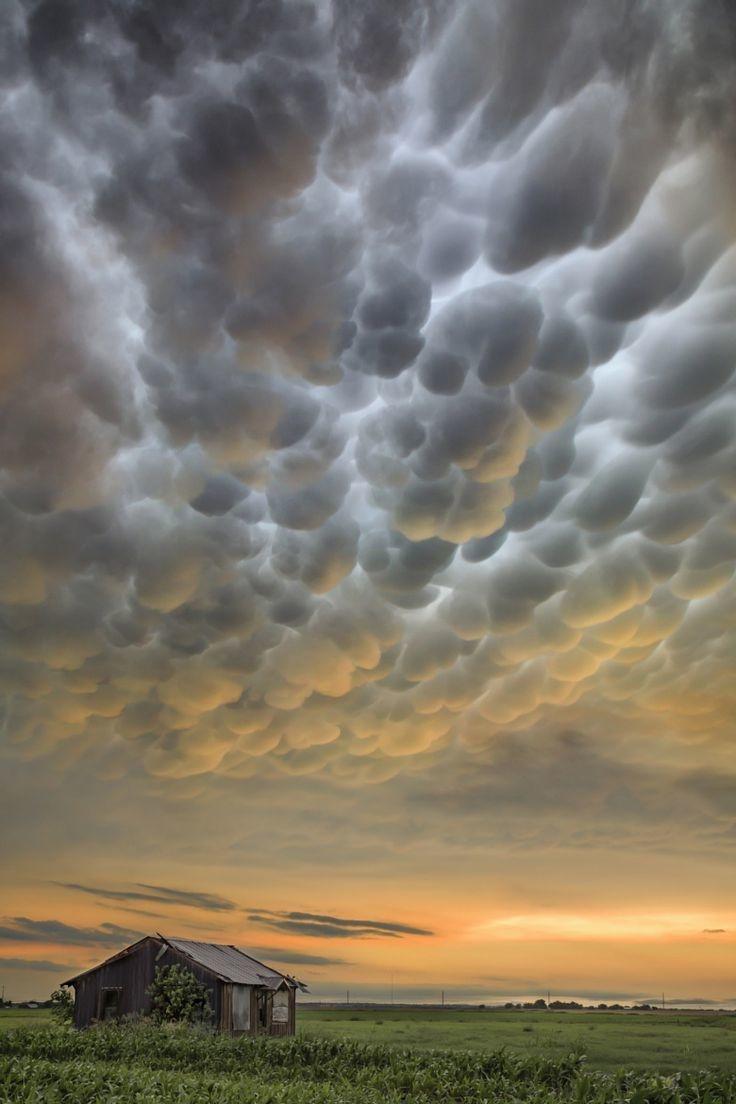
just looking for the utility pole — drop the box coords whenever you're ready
[390,974,394,1005]
[346,990,350,1006]
[441,990,445,1008]
[662,992,665,1011]
[547,990,550,1006]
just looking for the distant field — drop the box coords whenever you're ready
[2,1006,735,1074]
[298,1007,736,1073]
[0,1009,51,1031]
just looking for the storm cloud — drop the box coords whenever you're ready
[1,1,736,1002]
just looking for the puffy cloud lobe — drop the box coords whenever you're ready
[1,0,736,791]
[484,84,621,273]
[572,457,652,532]
[592,225,685,322]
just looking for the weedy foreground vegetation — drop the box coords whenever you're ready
[1,1024,736,1104]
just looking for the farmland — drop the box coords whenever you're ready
[0,1008,53,1032]
[0,1017,736,1103]
[1,1021,736,1103]
[299,1007,736,1074]
[4,1006,734,1074]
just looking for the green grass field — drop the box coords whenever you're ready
[2,1005,735,1074]
[298,1008,736,1074]
[0,1008,52,1031]
[2,1022,736,1103]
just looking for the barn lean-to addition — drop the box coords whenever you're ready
[63,934,306,1035]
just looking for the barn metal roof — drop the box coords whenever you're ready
[163,937,292,988]
[63,934,306,989]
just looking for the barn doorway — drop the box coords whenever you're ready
[257,990,270,1032]
[232,985,250,1033]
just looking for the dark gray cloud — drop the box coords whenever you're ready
[0,918,144,947]
[419,730,660,819]
[0,956,75,973]
[0,0,735,880]
[248,909,433,939]
[56,882,236,912]
[248,946,353,967]
[249,916,399,939]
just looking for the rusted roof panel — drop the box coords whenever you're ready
[164,937,291,987]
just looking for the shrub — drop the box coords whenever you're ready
[49,987,74,1024]
[146,965,213,1026]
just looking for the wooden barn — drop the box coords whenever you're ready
[63,934,305,1035]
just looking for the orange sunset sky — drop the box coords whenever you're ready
[1,1,736,1005]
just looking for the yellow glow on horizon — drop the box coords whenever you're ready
[466,913,735,942]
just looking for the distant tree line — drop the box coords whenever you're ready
[501,999,658,1011]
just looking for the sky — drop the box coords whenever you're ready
[1,0,735,1005]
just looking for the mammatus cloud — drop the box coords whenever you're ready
[56,882,237,912]
[0,918,144,948]
[248,909,433,939]
[0,2,735,817]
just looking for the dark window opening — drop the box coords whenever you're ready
[101,987,122,1021]
[257,991,269,1030]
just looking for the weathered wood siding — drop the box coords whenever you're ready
[72,938,222,1029]
[72,938,157,1028]
[273,987,296,1037]
[71,937,296,1035]
[270,985,291,1036]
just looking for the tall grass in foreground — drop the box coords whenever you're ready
[1,1024,734,1103]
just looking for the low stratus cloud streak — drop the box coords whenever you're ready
[56,883,238,912]
[247,909,434,938]
[1,0,735,1001]
[0,918,144,948]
